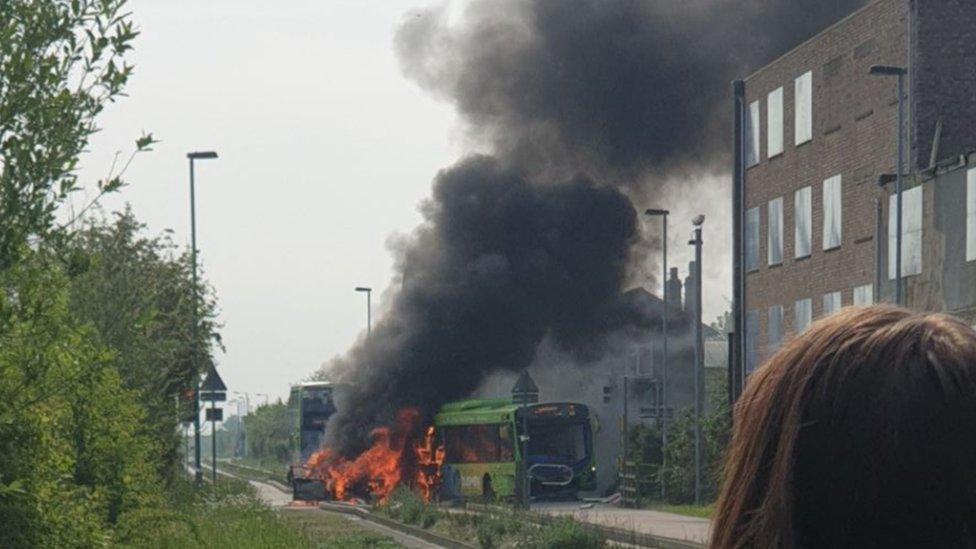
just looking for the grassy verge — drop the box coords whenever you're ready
[280,509,401,548]
[220,459,289,485]
[112,476,395,548]
[645,502,714,519]
[378,487,605,549]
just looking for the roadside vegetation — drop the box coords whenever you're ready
[378,487,606,549]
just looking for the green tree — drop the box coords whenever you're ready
[244,403,295,465]
[0,253,162,547]
[64,208,222,482]
[0,0,150,269]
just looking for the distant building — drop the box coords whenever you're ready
[733,0,976,378]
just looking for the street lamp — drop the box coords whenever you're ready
[689,214,705,504]
[869,65,907,306]
[187,150,218,484]
[644,208,669,499]
[355,287,372,335]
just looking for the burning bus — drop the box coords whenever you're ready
[287,381,337,500]
[435,399,596,501]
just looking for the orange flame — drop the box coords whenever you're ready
[305,407,444,503]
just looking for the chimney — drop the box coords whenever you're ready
[684,261,698,316]
[666,266,682,311]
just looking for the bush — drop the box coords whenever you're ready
[378,486,439,528]
[524,517,604,549]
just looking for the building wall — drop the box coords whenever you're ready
[742,0,908,362]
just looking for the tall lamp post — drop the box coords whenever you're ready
[689,214,705,504]
[644,208,669,499]
[355,287,372,335]
[869,65,907,306]
[187,150,218,484]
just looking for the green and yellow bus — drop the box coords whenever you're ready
[434,399,596,501]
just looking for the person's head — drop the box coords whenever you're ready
[711,306,976,548]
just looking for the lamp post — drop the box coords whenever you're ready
[869,65,907,306]
[256,393,270,407]
[644,208,669,499]
[355,287,372,335]
[689,214,705,504]
[187,150,218,484]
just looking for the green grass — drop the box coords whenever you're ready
[646,502,714,519]
[222,458,289,485]
[112,476,399,548]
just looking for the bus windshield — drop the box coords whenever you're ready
[527,420,588,464]
[441,423,515,464]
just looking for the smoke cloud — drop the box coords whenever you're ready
[323,0,866,455]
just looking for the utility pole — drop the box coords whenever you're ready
[187,151,217,485]
[644,208,669,499]
[689,215,705,504]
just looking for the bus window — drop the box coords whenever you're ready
[442,424,513,463]
[528,421,587,463]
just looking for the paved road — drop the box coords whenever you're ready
[534,501,711,545]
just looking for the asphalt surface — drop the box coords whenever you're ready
[534,501,711,545]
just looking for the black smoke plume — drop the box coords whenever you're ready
[324,0,866,455]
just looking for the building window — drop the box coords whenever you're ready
[795,186,812,258]
[888,186,923,278]
[823,174,842,250]
[795,298,812,332]
[853,284,873,306]
[822,291,841,316]
[768,305,783,353]
[746,100,761,167]
[767,87,784,157]
[795,71,813,145]
[746,206,760,271]
[967,168,976,261]
[746,310,760,374]
[768,197,783,265]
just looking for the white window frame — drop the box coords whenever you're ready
[795,186,812,258]
[746,206,760,271]
[767,87,784,157]
[822,291,842,317]
[767,305,784,353]
[967,168,976,261]
[853,284,874,306]
[768,197,783,266]
[746,100,761,167]
[746,310,760,374]
[888,186,923,278]
[795,298,812,333]
[822,174,842,250]
[795,71,813,145]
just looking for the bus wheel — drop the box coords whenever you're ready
[482,474,495,503]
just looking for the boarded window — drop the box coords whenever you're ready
[968,168,976,261]
[768,197,783,265]
[888,186,923,278]
[853,284,874,306]
[795,71,813,145]
[767,305,783,353]
[746,310,760,374]
[767,88,784,157]
[822,291,841,316]
[823,175,842,250]
[746,100,761,167]
[746,206,760,271]
[795,298,812,333]
[795,186,812,258]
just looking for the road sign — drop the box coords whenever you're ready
[206,408,223,422]
[511,370,539,404]
[199,365,227,392]
[199,391,226,402]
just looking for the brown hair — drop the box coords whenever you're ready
[711,306,976,548]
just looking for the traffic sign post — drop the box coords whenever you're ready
[511,371,539,509]
[199,367,227,484]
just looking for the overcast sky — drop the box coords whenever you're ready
[77,0,730,408]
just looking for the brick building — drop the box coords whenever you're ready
[731,0,976,376]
